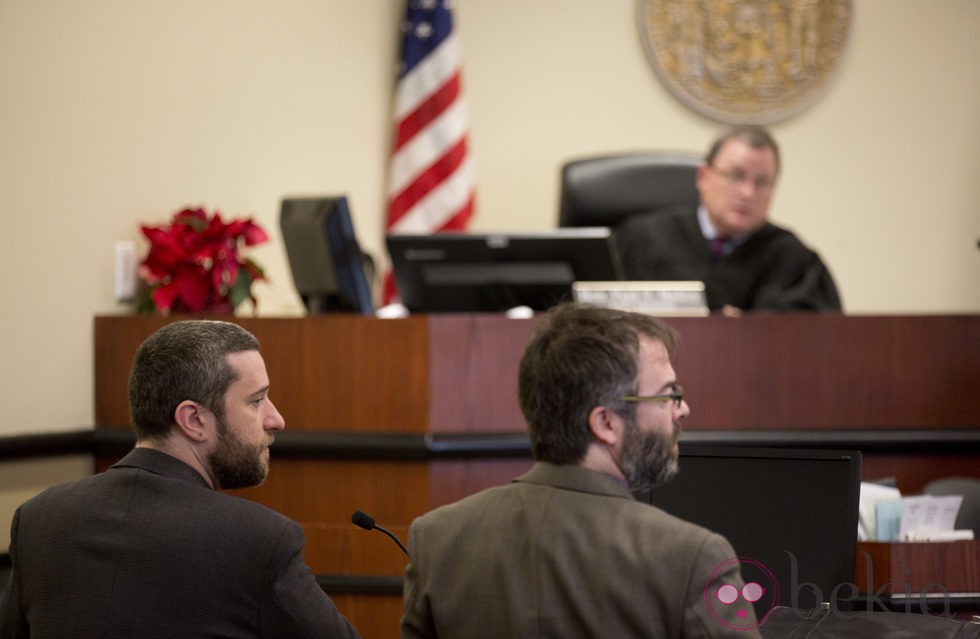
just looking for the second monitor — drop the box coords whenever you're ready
[386,228,623,313]
[280,196,374,315]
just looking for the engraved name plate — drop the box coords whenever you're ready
[572,281,709,316]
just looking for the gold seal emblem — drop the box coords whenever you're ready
[639,0,852,124]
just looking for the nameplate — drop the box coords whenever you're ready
[572,281,709,317]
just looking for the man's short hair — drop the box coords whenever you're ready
[128,320,260,441]
[517,303,678,465]
[705,125,781,175]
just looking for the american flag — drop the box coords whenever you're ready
[384,0,475,303]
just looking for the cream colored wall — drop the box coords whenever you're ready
[0,1,978,532]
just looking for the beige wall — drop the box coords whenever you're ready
[1,1,978,527]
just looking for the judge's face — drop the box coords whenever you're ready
[209,350,285,490]
[696,138,778,238]
[616,337,689,491]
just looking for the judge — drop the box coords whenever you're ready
[614,126,842,316]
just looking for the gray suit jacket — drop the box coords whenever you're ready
[0,448,359,639]
[401,462,761,639]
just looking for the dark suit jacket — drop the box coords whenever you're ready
[401,462,762,639]
[0,448,359,639]
[614,204,842,312]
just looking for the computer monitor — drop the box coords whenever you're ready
[636,444,862,618]
[280,196,374,315]
[385,228,623,313]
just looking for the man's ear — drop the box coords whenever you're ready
[695,162,708,183]
[173,400,211,443]
[587,405,621,446]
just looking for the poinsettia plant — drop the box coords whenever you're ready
[137,207,269,314]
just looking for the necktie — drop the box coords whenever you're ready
[710,237,731,259]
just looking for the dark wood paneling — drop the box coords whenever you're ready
[427,314,533,432]
[302,524,410,576]
[422,314,980,432]
[855,541,980,594]
[427,458,535,509]
[667,314,980,429]
[97,314,980,433]
[95,315,431,432]
[254,316,429,432]
[225,459,431,529]
[860,453,980,494]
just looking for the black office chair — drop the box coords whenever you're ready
[923,476,980,537]
[557,152,702,228]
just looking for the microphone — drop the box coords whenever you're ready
[351,510,409,557]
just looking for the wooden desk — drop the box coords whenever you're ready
[93,313,980,637]
[855,541,980,617]
[855,541,980,595]
[96,314,980,433]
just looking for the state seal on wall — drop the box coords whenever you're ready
[639,0,852,124]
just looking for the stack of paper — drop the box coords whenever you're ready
[896,495,971,541]
[859,483,974,542]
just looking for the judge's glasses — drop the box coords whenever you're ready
[620,385,684,409]
[708,165,775,193]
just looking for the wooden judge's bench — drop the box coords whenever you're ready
[93,313,980,637]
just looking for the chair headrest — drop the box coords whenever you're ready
[559,152,701,228]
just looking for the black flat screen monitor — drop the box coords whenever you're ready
[280,196,374,315]
[636,444,862,620]
[386,228,623,313]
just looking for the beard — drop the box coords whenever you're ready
[209,417,270,490]
[618,415,681,492]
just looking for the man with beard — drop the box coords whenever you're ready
[401,303,760,639]
[0,320,360,639]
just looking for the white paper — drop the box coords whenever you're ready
[898,495,963,541]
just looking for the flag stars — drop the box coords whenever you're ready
[401,20,432,39]
[415,21,433,39]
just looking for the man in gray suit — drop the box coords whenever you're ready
[401,304,761,638]
[0,320,360,638]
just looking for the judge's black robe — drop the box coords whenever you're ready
[614,204,842,312]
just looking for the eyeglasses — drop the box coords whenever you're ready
[708,165,775,192]
[620,384,684,409]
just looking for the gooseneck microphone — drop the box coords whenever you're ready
[351,510,409,557]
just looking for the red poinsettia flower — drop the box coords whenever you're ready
[138,207,269,314]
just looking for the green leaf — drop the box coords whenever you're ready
[228,269,253,308]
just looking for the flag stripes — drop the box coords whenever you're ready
[384,1,474,302]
